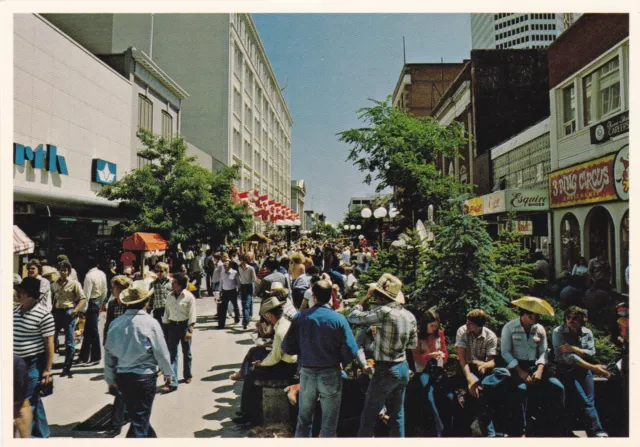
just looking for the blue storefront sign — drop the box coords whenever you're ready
[14,143,69,175]
[93,159,117,185]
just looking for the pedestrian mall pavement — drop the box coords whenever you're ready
[46,296,258,438]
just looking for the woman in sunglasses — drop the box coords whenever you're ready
[552,306,610,437]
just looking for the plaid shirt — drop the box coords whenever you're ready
[150,277,172,310]
[454,325,498,363]
[348,303,418,362]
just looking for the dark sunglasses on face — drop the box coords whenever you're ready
[566,315,580,322]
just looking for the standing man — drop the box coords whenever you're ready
[78,256,107,366]
[52,261,86,378]
[347,273,418,437]
[587,249,611,286]
[189,247,205,298]
[282,280,368,438]
[104,285,174,438]
[211,252,224,292]
[255,257,287,300]
[500,297,565,437]
[238,254,257,330]
[27,259,52,312]
[13,277,55,438]
[162,273,196,391]
[204,249,215,297]
[149,262,172,337]
[218,256,240,329]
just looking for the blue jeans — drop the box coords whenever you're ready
[296,367,343,438]
[24,354,50,438]
[359,360,410,437]
[53,308,78,370]
[116,373,157,438]
[240,284,253,327]
[166,321,192,386]
[417,371,447,436]
[560,369,605,436]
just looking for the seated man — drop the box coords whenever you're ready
[450,309,505,437]
[233,294,298,426]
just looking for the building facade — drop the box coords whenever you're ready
[290,180,306,229]
[471,13,579,50]
[391,63,466,117]
[43,13,293,208]
[547,14,629,292]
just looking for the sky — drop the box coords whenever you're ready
[253,14,472,223]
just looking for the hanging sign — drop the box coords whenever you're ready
[483,191,506,215]
[549,153,617,208]
[505,189,549,212]
[614,144,629,201]
[463,197,483,216]
[590,111,629,145]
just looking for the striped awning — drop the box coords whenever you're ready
[13,225,35,255]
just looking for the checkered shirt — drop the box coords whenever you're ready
[454,325,498,363]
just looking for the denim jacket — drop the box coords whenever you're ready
[551,324,595,365]
[501,318,547,369]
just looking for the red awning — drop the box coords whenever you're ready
[122,232,168,251]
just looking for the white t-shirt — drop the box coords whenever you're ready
[342,250,351,265]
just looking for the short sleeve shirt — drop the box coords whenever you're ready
[120,252,136,268]
[53,279,86,309]
[455,325,498,363]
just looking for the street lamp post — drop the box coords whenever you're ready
[276,219,302,249]
[361,206,399,249]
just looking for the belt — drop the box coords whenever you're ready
[222,289,237,293]
[168,320,188,324]
[301,364,340,369]
[375,360,405,364]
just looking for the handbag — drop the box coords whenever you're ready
[36,377,54,397]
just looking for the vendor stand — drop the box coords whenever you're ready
[122,232,168,275]
[13,225,35,277]
[243,233,272,259]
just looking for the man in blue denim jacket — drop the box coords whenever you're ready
[500,297,565,437]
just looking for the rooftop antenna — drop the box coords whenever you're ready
[403,36,406,65]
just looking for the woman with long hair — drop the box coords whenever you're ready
[289,252,306,281]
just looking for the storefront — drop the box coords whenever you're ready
[464,188,551,256]
[13,14,133,275]
[549,145,629,291]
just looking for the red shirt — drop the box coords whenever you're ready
[120,251,136,268]
[412,330,448,369]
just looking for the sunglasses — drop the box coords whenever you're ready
[566,315,581,322]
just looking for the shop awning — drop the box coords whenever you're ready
[123,232,168,251]
[246,233,272,244]
[14,225,35,254]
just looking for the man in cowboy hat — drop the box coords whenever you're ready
[347,273,418,438]
[282,280,367,438]
[499,296,565,437]
[232,294,298,426]
[104,285,174,438]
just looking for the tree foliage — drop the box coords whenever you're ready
[98,130,252,247]
[310,222,339,240]
[338,98,472,228]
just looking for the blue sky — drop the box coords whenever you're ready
[253,13,472,223]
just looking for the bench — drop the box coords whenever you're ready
[255,379,296,425]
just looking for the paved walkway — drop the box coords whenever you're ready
[46,296,258,438]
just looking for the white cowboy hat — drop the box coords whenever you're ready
[119,285,153,306]
[270,282,285,291]
[368,273,405,304]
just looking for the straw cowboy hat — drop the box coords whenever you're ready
[260,297,285,316]
[42,265,59,282]
[270,282,285,291]
[511,296,554,317]
[119,285,153,306]
[368,273,405,304]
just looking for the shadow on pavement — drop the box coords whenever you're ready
[50,422,112,438]
[90,374,105,382]
[211,384,238,394]
[203,404,237,422]
[207,363,242,373]
[235,339,254,346]
[65,368,104,375]
[201,371,234,382]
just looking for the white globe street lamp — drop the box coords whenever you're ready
[373,207,388,219]
[361,207,372,218]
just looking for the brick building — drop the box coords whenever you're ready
[391,63,467,117]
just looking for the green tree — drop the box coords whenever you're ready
[412,199,508,334]
[310,222,338,240]
[338,98,471,228]
[99,130,252,247]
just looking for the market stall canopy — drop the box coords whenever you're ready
[14,225,35,254]
[123,232,168,251]
[246,233,272,244]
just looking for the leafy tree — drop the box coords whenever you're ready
[338,98,471,228]
[411,199,508,334]
[99,130,252,247]
[310,222,338,240]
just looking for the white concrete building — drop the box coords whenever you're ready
[43,13,293,208]
[471,13,578,50]
[547,15,629,292]
[290,179,306,229]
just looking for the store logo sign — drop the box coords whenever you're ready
[93,159,117,185]
[14,143,69,175]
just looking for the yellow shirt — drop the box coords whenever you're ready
[261,318,297,367]
[53,279,86,309]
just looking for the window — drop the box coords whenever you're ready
[562,84,576,136]
[137,155,152,170]
[233,129,242,158]
[583,57,620,125]
[233,88,242,118]
[254,149,260,172]
[234,45,243,77]
[138,95,153,131]
[244,104,253,132]
[161,110,173,139]
[244,140,252,167]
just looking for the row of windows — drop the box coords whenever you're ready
[532,23,556,31]
[496,34,556,49]
[497,25,528,40]
[138,94,173,139]
[494,13,556,30]
[562,55,623,136]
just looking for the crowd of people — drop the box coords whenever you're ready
[12,238,628,438]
